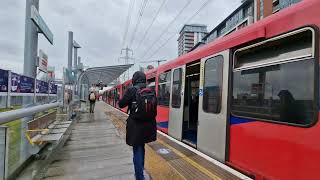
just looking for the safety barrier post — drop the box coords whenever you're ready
[0,126,8,180]
[6,71,11,109]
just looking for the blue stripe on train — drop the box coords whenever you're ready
[157,121,168,129]
[230,116,254,125]
[156,117,251,127]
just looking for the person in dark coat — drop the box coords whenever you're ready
[119,71,157,180]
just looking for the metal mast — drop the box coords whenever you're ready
[119,47,134,80]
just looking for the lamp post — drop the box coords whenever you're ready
[24,0,39,79]
[23,0,54,168]
[68,31,73,70]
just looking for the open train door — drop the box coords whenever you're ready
[197,50,230,162]
[168,65,186,140]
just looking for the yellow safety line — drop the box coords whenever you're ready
[107,112,186,180]
[145,145,187,180]
[105,107,220,179]
[157,139,222,180]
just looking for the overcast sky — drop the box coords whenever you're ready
[0,0,241,79]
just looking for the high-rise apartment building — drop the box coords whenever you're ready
[255,0,301,20]
[178,24,207,56]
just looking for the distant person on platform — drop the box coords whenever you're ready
[119,71,157,180]
[88,90,96,113]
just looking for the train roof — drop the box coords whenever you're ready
[157,0,319,73]
[123,79,132,86]
[145,67,157,79]
[115,84,122,88]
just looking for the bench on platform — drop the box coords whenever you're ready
[25,111,72,147]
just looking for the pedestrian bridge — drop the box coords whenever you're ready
[0,101,250,180]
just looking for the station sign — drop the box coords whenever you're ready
[31,5,53,45]
[38,49,48,73]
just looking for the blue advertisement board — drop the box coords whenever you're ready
[49,81,57,94]
[11,73,34,93]
[0,69,8,92]
[36,80,48,94]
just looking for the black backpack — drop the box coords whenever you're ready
[131,86,157,121]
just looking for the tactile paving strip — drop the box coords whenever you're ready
[105,105,241,180]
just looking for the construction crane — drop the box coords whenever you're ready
[140,59,166,67]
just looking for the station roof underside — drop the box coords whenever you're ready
[80,64,133,85]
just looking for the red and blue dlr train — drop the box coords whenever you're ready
[105,0,320,179]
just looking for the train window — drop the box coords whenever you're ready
[172,68,182,108]
[203,55,224,113]
[232,28,316,126]
[234,28,314,71]
[147,78,156,91]
[159,71,171,83]
[158,71,171,106]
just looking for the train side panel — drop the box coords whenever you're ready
[229,117,320,179]
[156,106,169,133]
[227,1,320,177]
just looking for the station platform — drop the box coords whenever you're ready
[42,102,135,180]
[41,102,250,180]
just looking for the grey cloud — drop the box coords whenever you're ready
[0,0,241,78]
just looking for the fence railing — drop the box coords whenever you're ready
[0,102,62,179]
[0,102,61,125]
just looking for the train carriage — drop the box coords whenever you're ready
[120,79,132,113]
[108,0,320,179]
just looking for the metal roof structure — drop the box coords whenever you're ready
[78,64,133,86]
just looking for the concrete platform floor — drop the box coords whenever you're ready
[42,102,135,180]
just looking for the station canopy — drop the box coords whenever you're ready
[79,64,133,86]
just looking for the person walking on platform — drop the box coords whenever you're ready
[88,90,96,113]
[119,71,157,180]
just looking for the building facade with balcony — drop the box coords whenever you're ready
[178,24,207,56]
[187,0,302,53]
[202,0,255,45]
[256,0,301,20]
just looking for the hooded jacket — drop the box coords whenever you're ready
[119,71,157,146]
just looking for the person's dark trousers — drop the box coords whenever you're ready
[133,144,145,180]
[89,102,95,113]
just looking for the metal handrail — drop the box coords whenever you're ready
[0,102,62,125]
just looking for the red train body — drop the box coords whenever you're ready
[105,1,320,179]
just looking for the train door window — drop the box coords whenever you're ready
[182,61,200,146]
[172,68,182,108]
[158,71,171,106]
[203,56,224,113]
[116,88,119,98]
[147,78,156,91]
[232,28,317,126]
